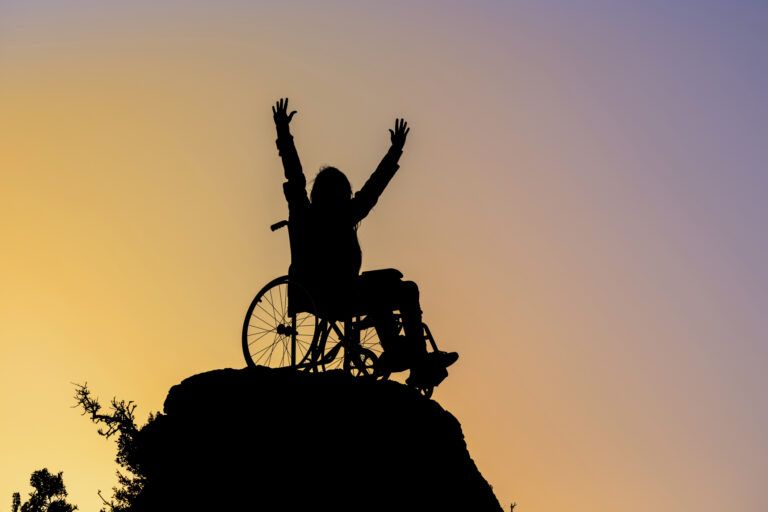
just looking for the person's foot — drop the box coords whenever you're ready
[407,359,449,388]
[376,336,412,373]
[431,351,459,368]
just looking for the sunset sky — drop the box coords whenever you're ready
[2,1,767,510]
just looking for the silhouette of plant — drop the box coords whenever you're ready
[11,468,77,512]
[73,383,151,512]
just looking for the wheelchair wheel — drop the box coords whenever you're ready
[317,320,386,378]
[315,321,345,371]
[242,276,318,369]
[346,347,378,378]
[357,318,386,365]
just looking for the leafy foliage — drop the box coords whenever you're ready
[73,383,152,512]
[12,469,77,512]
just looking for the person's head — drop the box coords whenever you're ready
[311,166,352,208]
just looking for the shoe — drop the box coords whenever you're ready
[430,351,459,368]
[407,359,448,388]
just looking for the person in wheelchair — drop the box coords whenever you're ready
[271,98,458,381]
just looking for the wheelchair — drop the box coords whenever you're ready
[242,220,442,397]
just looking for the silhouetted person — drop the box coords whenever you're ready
[272,98,457,376]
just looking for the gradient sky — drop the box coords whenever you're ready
[2,1,767,511]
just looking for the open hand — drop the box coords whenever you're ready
[272,98,297,127]
[389,118,410,149]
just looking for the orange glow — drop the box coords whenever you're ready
[3,3,767,511]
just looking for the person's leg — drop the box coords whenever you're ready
[398,281,427,359]
[355,272,427,363]
[398,280,459,384]
[354,274,400,351]
[369,310,399,352]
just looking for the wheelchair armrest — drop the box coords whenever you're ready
[360,268,404,281]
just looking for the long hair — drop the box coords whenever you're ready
[310,166,352,207]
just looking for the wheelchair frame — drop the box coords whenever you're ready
[241,221,441,396]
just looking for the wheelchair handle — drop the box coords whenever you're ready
[270,220,289,232]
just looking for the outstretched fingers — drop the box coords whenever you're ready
[273,98,288,113]
[389,117,409,148]
[273,97,297,125]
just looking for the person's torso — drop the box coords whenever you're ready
[288,203,361,313]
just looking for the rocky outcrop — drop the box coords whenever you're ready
[132,367,502,511]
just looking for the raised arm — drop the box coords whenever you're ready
[352,118,410,222]
[272,98,308,207]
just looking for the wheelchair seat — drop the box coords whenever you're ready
[288,268,405,320]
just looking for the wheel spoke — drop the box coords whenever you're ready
[247,326,275,335]
[277,284,285,319]
[254,302,278,326]
[296,312,314,329]
[266,289,280,325]
[250,308,278,325]
[247,330,275,347]
[280,338,288,367]
[264,335,282,363]
[276,286,288,325]
[251,341,279,357]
